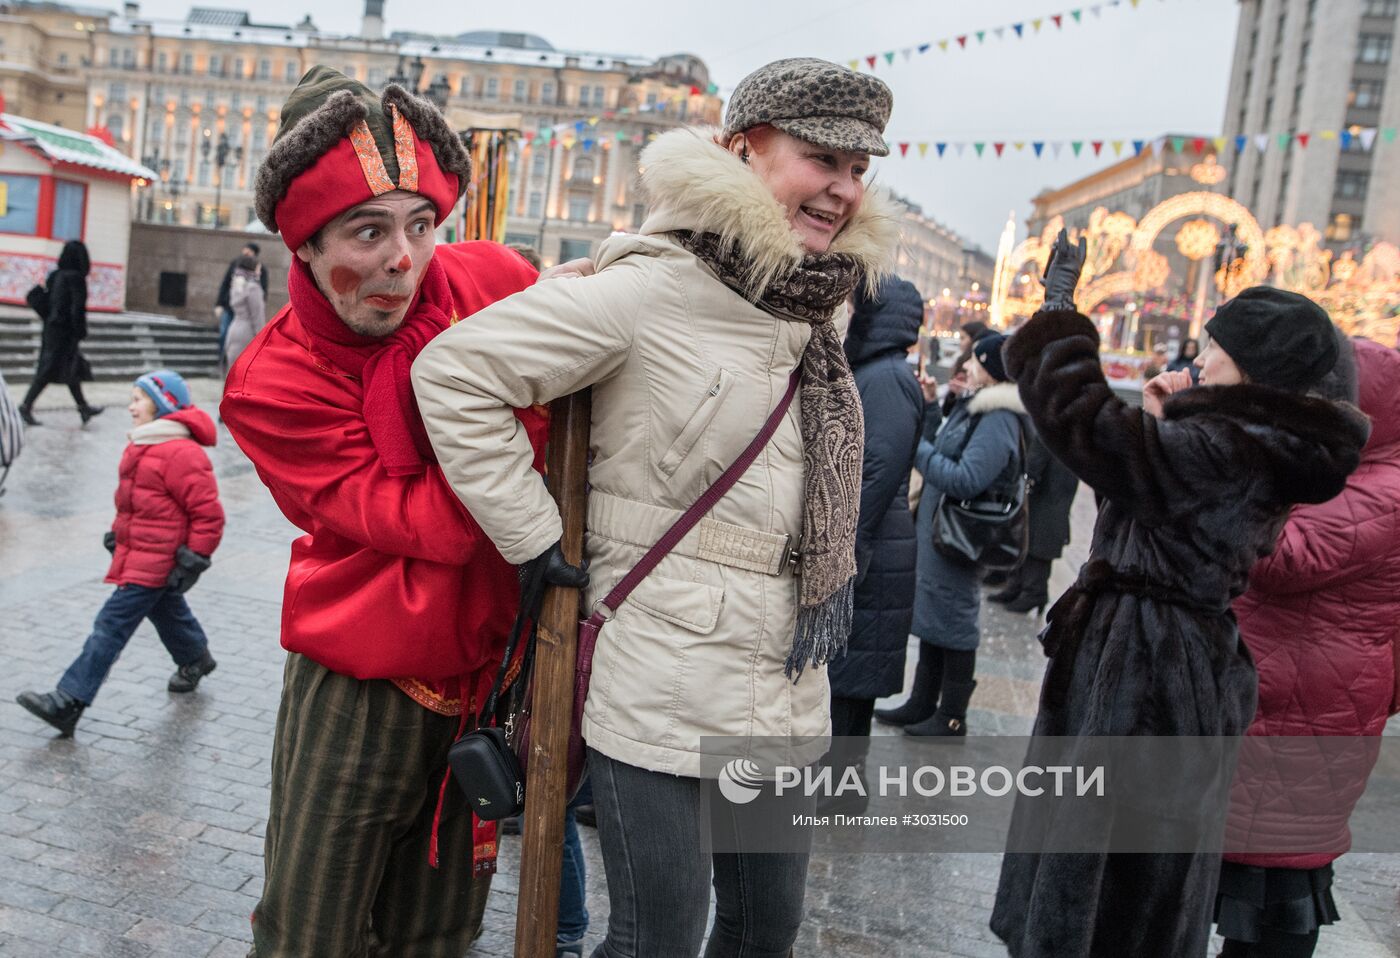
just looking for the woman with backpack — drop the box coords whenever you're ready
[875,331,1026,737]
[414,58,897,956]
[19,240,102,426]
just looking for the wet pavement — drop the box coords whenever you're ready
[1,379,1396,957]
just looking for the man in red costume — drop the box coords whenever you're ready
[222,66,570,956]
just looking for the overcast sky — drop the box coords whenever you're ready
[132,0,1241,250]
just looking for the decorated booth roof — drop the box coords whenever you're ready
[0,114,157,181]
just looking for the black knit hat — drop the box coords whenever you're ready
[972,331,1011,383]
[1205,287,1338,392]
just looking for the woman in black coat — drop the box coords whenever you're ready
[990,235,1370,958]
[19,240,101,426]
[827,277,924,742]
[988,429,1078,613]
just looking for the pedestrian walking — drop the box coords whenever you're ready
[989,234,1370,958]
[987,429,1078,615]
[215,242,268,358]
[16,369,222,737]
[874,331,1025,737]
[219,66,567,956]
[221,254,267,377]
[1216,335,1400,958]
[823,276,924,807]
[18,240,102,426]
[414,57,897,957]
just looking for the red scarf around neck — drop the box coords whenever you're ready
[289,254,452,476]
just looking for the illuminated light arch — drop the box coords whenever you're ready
[1129,191,1269,287]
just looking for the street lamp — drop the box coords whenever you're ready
[200,131,243,229]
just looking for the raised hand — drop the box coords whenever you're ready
[1041,228,1088,313]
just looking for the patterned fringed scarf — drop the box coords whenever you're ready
[674,230,865,681]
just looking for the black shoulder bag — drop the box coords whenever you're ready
[931,413,1030,571]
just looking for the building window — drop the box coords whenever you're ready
[560,238,592,260]
[209,55,222,76]
[486,77,499,99]
[110,82,126,101]
[514,79,527,102]
[285,60,299,83]
[527,191,543,218]
[592,85,606,107]
[1363,0,1398,16]
[567,197,590,221]
[572,156,595,180]
[233,57,245,78]
[258,58,271,79]
[182,53,193,74]
[108,47,120,67]
[1358,33,1392,63]
[1350,78,1385,107]
[1335,170,1370,199]
[532,153,547,176]
[0,174,41,235]
[52,180,85,241]
[541,81,555,103]
[1325,212,1362,241]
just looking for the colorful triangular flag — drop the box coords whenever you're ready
[1383,127,1398,142]
[1013,23,1024,36]
[936,142,947,156]
[1170,136,1185,153]
[901,48,913,61]
[1340,130,1353,149]
[866,55,877,68]
[1091,140,1104,156]
[918,142,929,157]
[1052,13,1063,28]
[1254,133,1270,152]
[884,51,895,64]
[954,142,966,156]
[1359,127,1378,149]
[1071,141,1084,156]
[1296,133,1310,148]
[939,39,950,51]
[957,35,968,48]
[974,142,986,156]
[1032,18,1044,31]
[1111,140,1124,156]
[994,26,1006,39]
[1051,142,1064,158]
[1234,134,1247,152]
[1033,141,1045,157]
[1013,141,1026,151]
[1213,136,1228,152]
[898,142,910,156]
[994,142,1006,156]
[976,30,986,43]
[1071,9,1083,23]
[1132,139,1145,155]
[1276,132,1291,150]
[917,42,931,53]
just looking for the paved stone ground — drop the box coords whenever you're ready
[1,379,1396,957]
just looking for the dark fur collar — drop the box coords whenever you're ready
[1164,383,1371,504]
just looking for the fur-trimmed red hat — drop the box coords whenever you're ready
[254,65,470,251]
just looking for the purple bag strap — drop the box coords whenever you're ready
[583,368,801,630]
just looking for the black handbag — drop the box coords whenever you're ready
[25,283,49,320]
[931,415,1029,571]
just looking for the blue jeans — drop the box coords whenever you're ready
[586,749,812,958]
[558,778,593,946]
[58,584,210,704]
[217,307,234,357]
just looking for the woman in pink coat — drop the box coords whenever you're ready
[1217,336,1400,958]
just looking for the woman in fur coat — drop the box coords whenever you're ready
[989,233,1370,958]
[414,59,898,957]
[875,331,1025,737]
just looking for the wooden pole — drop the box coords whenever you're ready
[514,388,591,958]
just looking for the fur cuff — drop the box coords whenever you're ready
[1004,310,1099,380]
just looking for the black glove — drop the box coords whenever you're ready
[519,541,590,622]
[167,545,212,595]
[103,531,117,554]
[1041,228,1088,313]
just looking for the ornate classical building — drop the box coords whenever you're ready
[0,0,106,130]
[80,2,721,263]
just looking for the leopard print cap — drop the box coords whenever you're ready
[722,57,892,156]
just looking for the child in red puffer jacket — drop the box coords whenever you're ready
[16,369,224,737]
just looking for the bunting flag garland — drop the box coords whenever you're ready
[849,0,1161,71]
[862,126,1397,159]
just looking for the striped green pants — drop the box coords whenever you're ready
[249,654,491,957]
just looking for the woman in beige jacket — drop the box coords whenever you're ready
[414,59,897,957]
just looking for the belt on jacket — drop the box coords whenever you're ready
[587,491,799,577]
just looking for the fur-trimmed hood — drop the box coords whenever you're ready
[638,126,899,299]
[967,381,1026,416]
[1162,382,1370,506]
